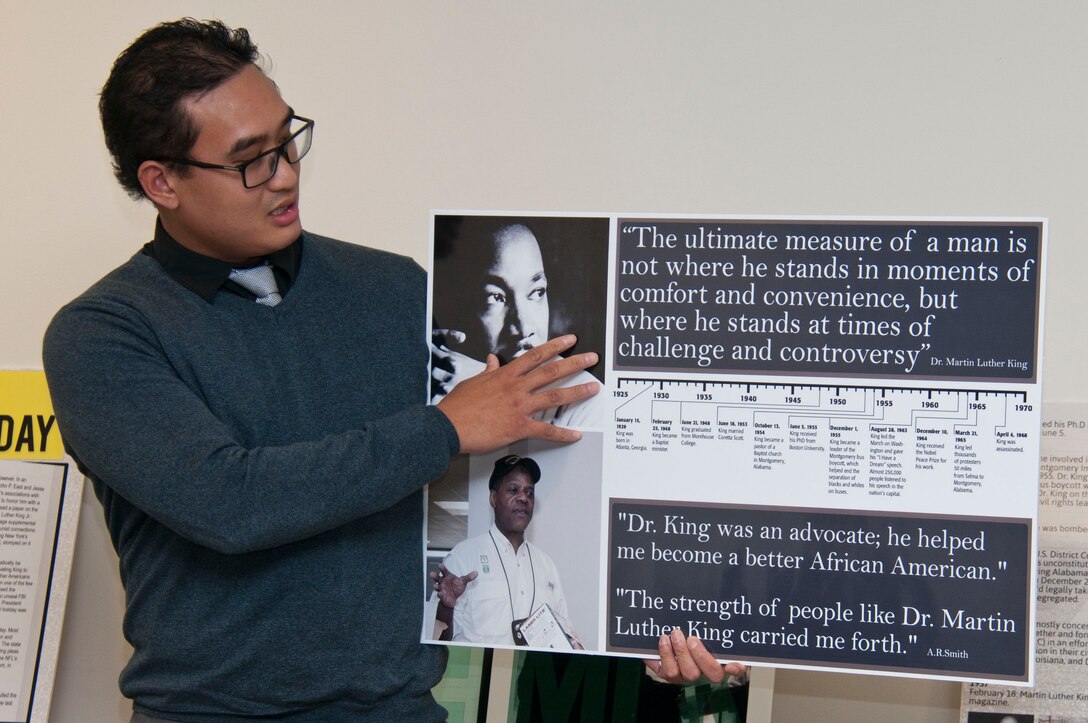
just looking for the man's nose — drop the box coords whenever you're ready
[508,301,533,339]
[266,150,299,190]
[505,307,523,336]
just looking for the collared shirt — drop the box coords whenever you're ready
[140,218,302,303]
[443,524,569,645]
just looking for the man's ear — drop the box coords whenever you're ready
[489,489,497,510]
[137,161,180,209]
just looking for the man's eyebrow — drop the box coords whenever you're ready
[482,269,546,287]
[228,108,294,156]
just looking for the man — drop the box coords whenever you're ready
[42,18,733,721]
[432,455,577,647]
[431,217,606,427]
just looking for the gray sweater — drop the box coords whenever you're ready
[43,232,456,721]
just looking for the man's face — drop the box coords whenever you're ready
[161,64,302,263]
[490,468,535,537]
[475,225,549,363]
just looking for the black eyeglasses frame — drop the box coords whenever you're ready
[160,115,314,189]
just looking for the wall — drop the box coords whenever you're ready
[4,2,1084,720]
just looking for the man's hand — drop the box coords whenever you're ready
[430,563,476,641]
[644,628,747,684]
[429,563,477,609]
[436,334,599,454]
[430,329,487,404]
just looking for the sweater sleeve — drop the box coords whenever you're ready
[43,290,460,555]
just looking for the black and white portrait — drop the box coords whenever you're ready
[430,214,609,428]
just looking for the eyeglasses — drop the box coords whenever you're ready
[163,115,314,188]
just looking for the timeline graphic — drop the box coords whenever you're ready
[610,377,1036,501]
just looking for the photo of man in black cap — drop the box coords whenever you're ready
[430,455,578,647]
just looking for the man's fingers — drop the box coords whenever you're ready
[432,328,466,347]
[527,352,599,390]
[668,629,702,681]
[502,335,578,373]
[435,334,600,454]
[514,352,600,418]
[521,419,583,444]
[527,376,599,417]
[654,633,679,680]
[723,662,747,678]
[648,631,743,685]
[687,636,726,684]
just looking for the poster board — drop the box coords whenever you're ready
[960,402,1088,721]
[0,371,81,722]
[423,213,1045,685]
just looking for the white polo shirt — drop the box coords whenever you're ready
[443,524,569,645]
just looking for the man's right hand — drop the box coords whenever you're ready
[646,629,748,684]
[436,335,599,454]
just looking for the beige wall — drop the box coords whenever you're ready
[5,2,1084,720]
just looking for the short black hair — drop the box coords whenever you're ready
[431,215,541,334]
[99,18,261,199]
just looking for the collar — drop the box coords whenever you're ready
[489,523,529,555]
[140,218,302,303]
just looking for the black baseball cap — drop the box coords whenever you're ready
[488,455,541,490]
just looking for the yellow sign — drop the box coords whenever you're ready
[0,371,62,459]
